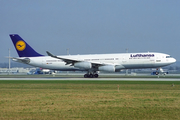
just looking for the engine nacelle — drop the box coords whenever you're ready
[98,65,115,72]
[74,61,92,70]
[115,65,125,72]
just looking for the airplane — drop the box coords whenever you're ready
[9,34,176,78]
[151,68,169,75]
[27,68,57,75]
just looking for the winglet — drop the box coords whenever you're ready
[46,51,58,58]
[10,34,43,57]
[46,51,53,56]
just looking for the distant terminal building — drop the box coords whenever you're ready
[0,67,33,74]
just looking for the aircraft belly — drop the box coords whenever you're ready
[153,62,172,68]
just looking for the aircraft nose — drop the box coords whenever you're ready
[171,57,176,63]
[173,58,176,63]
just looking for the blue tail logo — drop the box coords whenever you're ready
[10,34,43,57]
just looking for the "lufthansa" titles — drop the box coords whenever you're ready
[130,54,154,58]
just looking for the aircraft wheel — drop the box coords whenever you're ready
[90,74,94,78]
[84,74,89,78]
[94,74,99,78]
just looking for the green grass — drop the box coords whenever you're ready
[0,80,180,120]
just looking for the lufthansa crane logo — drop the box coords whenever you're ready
[16,40,26,51]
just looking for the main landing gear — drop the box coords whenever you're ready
[84,72,99,78]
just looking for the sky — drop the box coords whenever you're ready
[1,0,180,63]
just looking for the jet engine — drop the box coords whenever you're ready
[74,61,92,70]
[98,65,115,72]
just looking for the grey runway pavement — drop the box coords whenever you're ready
[0,77,180,81]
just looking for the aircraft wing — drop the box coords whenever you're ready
[46,51,105,67]
[46,51,79,65]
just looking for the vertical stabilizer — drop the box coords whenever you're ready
[10,34,43,57]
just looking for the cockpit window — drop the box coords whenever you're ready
[166,56,172,58]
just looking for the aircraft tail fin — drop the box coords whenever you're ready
[10,34,43,57]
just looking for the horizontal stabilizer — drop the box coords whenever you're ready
[8,57,30,64]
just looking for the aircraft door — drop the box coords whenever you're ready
[122,55,129,63]
[42,58,47,65]
[156,54,161,63]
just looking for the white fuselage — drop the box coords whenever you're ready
[17,52,176,72]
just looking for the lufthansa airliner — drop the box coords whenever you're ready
[10,34,176,78]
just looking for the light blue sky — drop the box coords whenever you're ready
[1,0,180,63]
